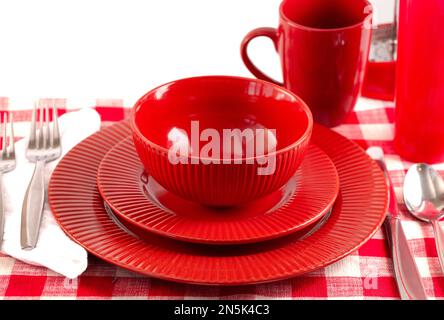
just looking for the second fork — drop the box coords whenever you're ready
[21,101,61,250]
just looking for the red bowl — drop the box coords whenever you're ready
[131,76,313,207]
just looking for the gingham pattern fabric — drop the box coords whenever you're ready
[0,96,443,300]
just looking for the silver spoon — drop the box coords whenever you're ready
[404,164,444,274]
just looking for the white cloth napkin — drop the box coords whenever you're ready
[1,108,101,279]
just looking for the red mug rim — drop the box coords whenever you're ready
[279,0,373,32]
[130,75,313,163]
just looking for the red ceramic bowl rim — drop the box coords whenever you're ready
[130,75,313,162]
[279,0,373,33]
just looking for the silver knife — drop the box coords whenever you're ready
[367,147,428,300]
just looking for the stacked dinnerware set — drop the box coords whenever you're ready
[48,75,389,286]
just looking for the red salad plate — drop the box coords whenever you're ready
[48,121,388,286]
[96,137,339,245]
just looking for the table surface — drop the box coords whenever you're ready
[0,0,440,300]
[0,97,443,300]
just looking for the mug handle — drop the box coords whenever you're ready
[240,27,283,86]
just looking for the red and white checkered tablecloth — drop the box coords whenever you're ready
[0,97,443,300]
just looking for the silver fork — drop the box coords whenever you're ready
[21,101,61,250]
[0,114,16,248]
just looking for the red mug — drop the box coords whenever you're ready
[241,0,373,127]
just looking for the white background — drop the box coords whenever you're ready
[0,0,394,107]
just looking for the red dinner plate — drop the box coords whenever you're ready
[96,137,339,245]
[48,121,388,286]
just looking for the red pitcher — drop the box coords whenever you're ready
[395,0,444,163]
